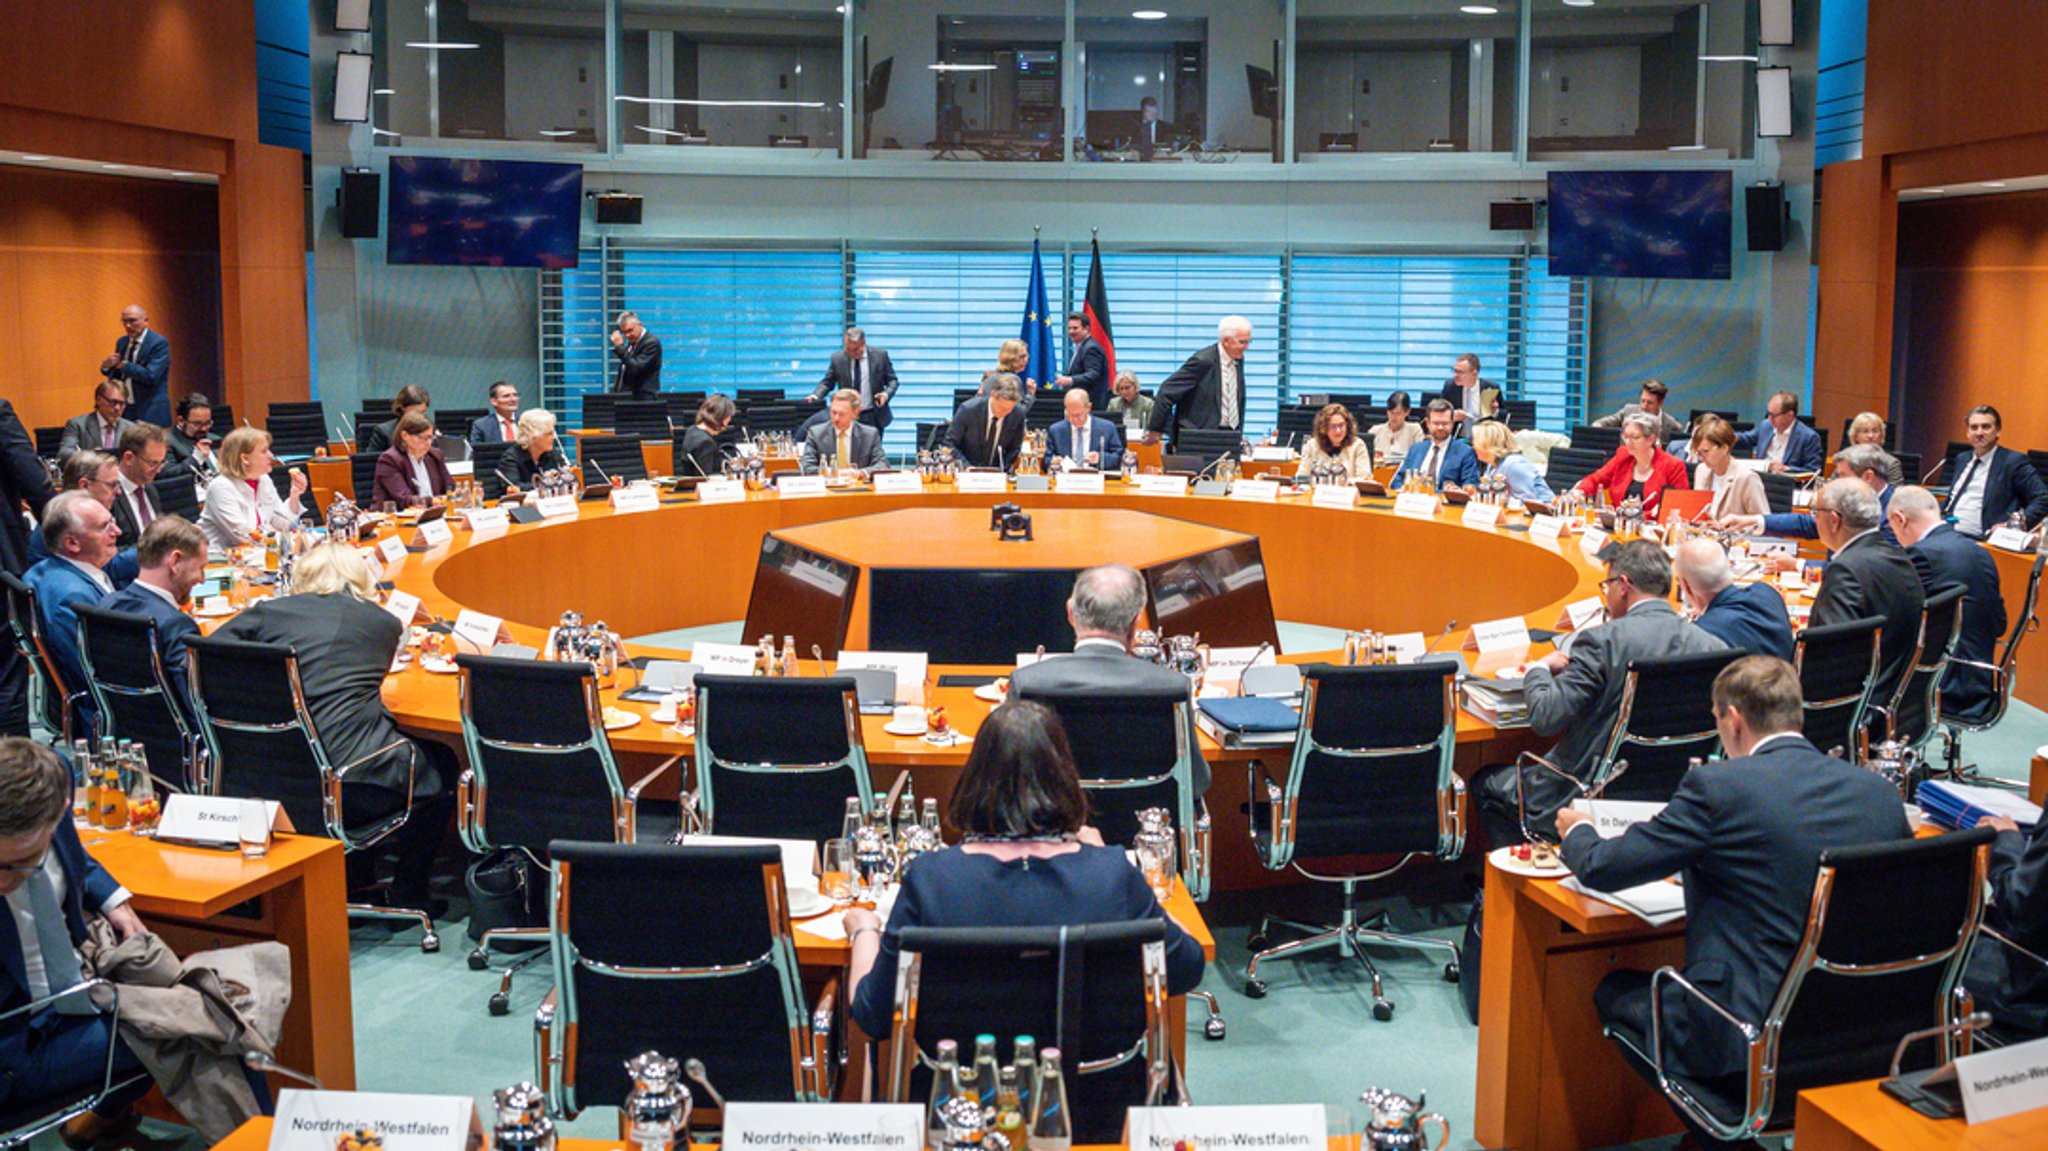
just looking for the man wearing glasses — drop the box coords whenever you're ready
[57,381,133,464]
[1807,477,1925,725]
[100,304,171,427]
[165,393,217,481]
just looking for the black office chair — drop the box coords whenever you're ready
[952,387,980,410]
[665,392,706,426]
[210,403,236,432]
[886,922,1174,1143]
[352,410,386,449]
[1543,447,1608,493]
[0,980,150,1151]
[437,408,488,439]
[0,571,85,743]
[1009,680,1210,899]
[578,392,617,431]
[534,841,835,1118]
[1173,428,1242,467]
[350,451,380,506]
[1893,450,1922,484]
[1496,398,1538,430]
[613,400,672,441]
[74,604,200,792]
[1690,408,1742,428]
[692,674,876,843]
[152,473,200,521]
[1868,584,1965,759]
[1244,663,1463,1020]
[577,434,649,485]
[741,402,803,438]
[186,634,440,951]
[1274,407,1317,444]
[453,653,681,1015]
[265,409,327,458]
[737,388,789,406]
[1604,827,1992,1143]
[1793,617,1882,760]
[1758,471,1801,515]
[1940,553,2045,780]
[1025,393,1065,431]
[1570,424,1622,456]
[2028,450,2048,494]
[33,426,63,459]
[915,421,948,452]
[1936,441,1972,486]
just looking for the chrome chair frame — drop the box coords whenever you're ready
[1940,553,2045,781]
[1866,585,1965,760]
[0,980,148,1151]
[75,606,204,793]
[691,678,876,833]
[1588,659,1728,794]
[1245,666,1465,1020]
[1793,618,1882,760]
[0,571,87,744]
[1063,695,1211,901]
[533,854,833,1118]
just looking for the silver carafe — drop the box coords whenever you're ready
[622,1051,691,1151]
[1359,1087,1449,1151]
[937,1095,1008,1151]
[491,1082,556,1151]
[1867,738,1925,801]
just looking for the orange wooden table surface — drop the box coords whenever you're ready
[1796,1079,2048,1150]
[83,830,355,1091]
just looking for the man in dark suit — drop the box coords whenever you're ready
[1056,314,1109,410]
[163,392,216,482]
[1720,444,1901,545]
[1889,485,2008,720]
[609,311,662,399]
[0,738,152,1141]
[1945,404,2048,535]
[1010,562,1209,796]
[1047,388,1123,469]
[0,398,55,737]
[1964,809,2048,1039]
[25,493,133,739]
[1439,352,1501,431]
[101,516,208,725]
[808,327,900,431]
[1808,477,1926,721]
[109,424,167,550]
[1144,316,1252,444]
[1674,539,1795,662]
[1134,95,1171,159]
[100,303,171,426]
[799,389,887,475]
[468,382,521,449]
[1394,400,1482,489]
[1557,656,1910,1144]
[1472,540,1726,845]
[946,374,1027,471]
[1732,390,1824,473]
[57,380,134,462]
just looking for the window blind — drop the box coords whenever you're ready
[540,250,609,429]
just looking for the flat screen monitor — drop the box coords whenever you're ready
[386,156,584,269]
[1546,170,1733,281]
[869,568,1079,665]
[1141,540,1280,651]
[741,536,862,658]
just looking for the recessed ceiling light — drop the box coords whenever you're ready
[637,126,689,137]
[1459,4,1500,13]
[19,154,49,161]
[1132,9,1169,18]
[1563,0,1596,6]
[100,163,128,170]
[1667,144,1706,151]
[620,95,826,108]
[404,41,479,50]
[927,62,998,72]
[538,130,577,137]
[1134,75,1147,85]
[1699,54,1758,62]
[370,128,401,138]
[1983,181,2008,188]
[374,88,395,96]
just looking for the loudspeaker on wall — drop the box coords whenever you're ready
[1746,184,1787,252]
[339,169,380,239]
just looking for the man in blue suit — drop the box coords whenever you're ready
[100,516,208,725]
[1395,400,1480,488]
[1732,390,1824,473]
[24,493,132,738]
[100,304,171,427]
[0,737,150,1139]
[1558,656,1909,1147]
[1046,388,1123,469]
[467,382,521,450]
[1674,540,1794,662]
[1944,404,2048,536]
[1890,485,2008,720]
[1055,315,1110,411]
[1721,444,1901,546]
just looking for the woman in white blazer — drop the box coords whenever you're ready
[199,426,307,549]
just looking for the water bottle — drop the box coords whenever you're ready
[926,1039,961,1151]
[972,1034,1001,1112]
[1026,1048,1070,1151]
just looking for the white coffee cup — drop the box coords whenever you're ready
[203,595,231,614]
[892,704,926,733]
[651,692,681,725]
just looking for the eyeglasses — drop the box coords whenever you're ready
[0,846,50,874]
[1598,575,1628,592]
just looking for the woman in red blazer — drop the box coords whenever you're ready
[1574,411,1689,517]
[371,410,452,509]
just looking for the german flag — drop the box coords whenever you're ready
[1082,236,1115,381]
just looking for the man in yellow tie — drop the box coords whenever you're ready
[800,389,886,475]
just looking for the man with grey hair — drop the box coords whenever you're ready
[609,310,662,398]
[1008,564,1210,796]
[1720,442,1902,544]
[800,388,886,475]
[1888,485,2007,717]
[25,491,131,737]
[1674,538,1794,661]
[0,737,151,1142]
[809,326,899,431]
[1145,315,1252,444]
[945,373,1026,470]
[1809,476,1925,718]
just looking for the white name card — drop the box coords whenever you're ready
[1570,798,1668,838]
[1462,501,1503,529]
[269,1090,478,1151]
[1133,474,1188,497]
[376,535,408,564]
[1056,470,1106,495]
[1229,478,1280,503]
[1956,1033,2048,1123]
[382,589,423,628]
[1989,526,2038,553]
[156,795,283,848]
[533,494,579,519]
[1124,1105,1327,1151]
[1529,514,1567,541]
[778,475,827,498]
[723,1104,923,1151]
[1466,615,1533,654]
[410,519,453,549]
[445,459,474,478]
[834,650,929,705]
[689,641,760,677]
[1249,445,1294,462]
[1579,526,1611,556]
[1393,492,1439,519]
[450,610,507,653]
[1310,483,1355,510]
[1745,537,1797,557]
[610,485,661,514]
[871,471,923,495]
[462,507,509,534]
[955,470,1009,494]
[1203,645,1278,693]
[696,478,745,504]
[1561,596,1606,632]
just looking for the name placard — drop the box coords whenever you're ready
[1570,798,1668,838]
[1745,537,1797,557]
[1056,470,1106,495]
[1133,474,1188,497]
[1462,501,1503,529]
[1123,1105,1327,1151]
[1248,445,1294,462]
[376,536,408,564]
[1956,1033,2048,1123]
[461,507,509,534]
[1558,596,1606,632]
[156,795,283,848]
[610,485,661,514]
[269,1090,478,1151]
[834,650,930,705]
[871,471,923,496]
[450,610,507,654]
[689,641,760,677]
[1528,514,1567,541]
[1203,645,1278,693]
[696,478,745,504]
[723,1104,923,1151]
[533,495,579,519]
[1989,526,2038,553]
[410,519,453,550]
[1393,492,1439,519]
[1579,526,1611,556]
[1310,483,1355,510]
[1464,615,1533,654]
[1229,478,1280,503]
[444,459,474,478]
[383,589,423,628]
[955,470,1009,494]
[778,475,828,498]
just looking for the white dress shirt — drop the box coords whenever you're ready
[7,852,129,1002]
[116,472,153,532]
[199,474,304,550]
[1766,425,1790,464]
[1949,449,1994,536]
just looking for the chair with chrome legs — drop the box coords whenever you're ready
[1792,617,1882,760]
[75,604,202,792]
[454,653,682,1016]
[533,841,835,1121]
[0,981,150,1151]
[1866,585,1966,761]
[692,674,876,843]
[1602,827,1993,1144]
[186,634,440,951]
[0,572,87,743]
[1244,662,1464,1021]
[1939,553,2046,782]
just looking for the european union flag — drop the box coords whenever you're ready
[1020,238,1058,398]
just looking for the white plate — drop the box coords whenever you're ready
[602,710,639,731]
[192,604,238,619]
[883,720,928,737]
[1487,845,1571,879]
[973,683,1008,703]
[419,656,459,675]
[785,887,831,919]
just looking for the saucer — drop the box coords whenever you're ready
[419,655,460,675]
[785,887,831,918]
[973,683,1008,703]
[883,720,928,737]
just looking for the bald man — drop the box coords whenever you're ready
[1674,539,1794,663]
[100,304,170,426]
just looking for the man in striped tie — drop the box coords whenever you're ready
[469,382,521,448]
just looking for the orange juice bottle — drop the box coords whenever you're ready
[82,757,102,821]
[100,785,127,830]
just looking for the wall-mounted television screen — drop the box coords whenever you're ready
[1546,170,1732,281]
[386,156,583,269]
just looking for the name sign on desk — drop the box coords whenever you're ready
[1570,798,1667,839]
[871,471,924,496]
[270,1090,479,1151]
[1463,615,1533,654]
[724,1103,923,1151]
[689,641,760,677]
[835,650,929,705]
[778,475,827,498]
[533,495,579,520]
[610,485,661,514]
[1393,492,1439,519]
[1056,470,1105,495]
[1461,501,1503,529]
[1228,478,1280,503]
[1124,1105,1326,1151]
[1989,526,2039,553]
[696,478,745,504]
[461,507,508,534]
[1528,514,1567,541]
[451,610,508,653]
[376,536,409,564]
[1310,483,1355,510]
[955,470,1009,494]
[156,795,283,848]
[382,589,423,628]
[1579,526,1611,557]
[1956,1034,2048,1123]
[1557,596,1606,632]
[1133,474,1188,497]
[409,519,453,549]
[1248,445,1294,462]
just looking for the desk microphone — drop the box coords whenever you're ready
[683,1058,726,1113]
[586,458,623,488]
[1422,621,1459,656]
[495,467,520,493]
[1920,456,1950,486]
[245,1051,324,1091]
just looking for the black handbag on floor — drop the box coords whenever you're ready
[1458,889,1482,1024]
[465,847,543,946]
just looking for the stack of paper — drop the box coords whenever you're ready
[1196,697,1301,748]
[1915,780,2042,831]
[1461,678,1529,727]
[1562,875,1687,926]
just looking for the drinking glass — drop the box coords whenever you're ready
[821,838,855,907]
[239,799,272,859]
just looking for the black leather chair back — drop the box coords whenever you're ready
[437,408,487,438]
[1888,584,1965,747]
[1173,428,1241,464]
[1759,471,1800,515]
[1598,649,1741,801]
[0,571,72,739]
[1496,399,1538,429]
[743,403,803,436]
[186,634,329,836]
[578,392,617,431]
[33,426,63,459]
[613,400,671,441]
[350,451,380,505]
[1274,406,1317,443]
[265,411,327,458]
[665,392,706,424]
[152,474,199,521]
[577,434,650,484]
[737,388,789,406]
[455,654,621,853]
[1025,393,1065,431]
[1892,451,1921,483]
[1691,408,1742,428]
[75,604,193,788]
[694,674,870,843]
[1794,617,1882,758]
[1010,681,1188,846]
[1570,424,1622,456]
[1543,447,1608,492]
[1288,663,1458,860]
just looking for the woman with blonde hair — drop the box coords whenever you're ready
[198,426,306,549]
[1297,403,1374,480]
[494,408,568,496]
[1692,415,1769,519]
[1471,419,1554,502]
[1847,412,1907,484]
[981,338,1035,403]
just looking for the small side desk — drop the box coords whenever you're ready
[1796,1079,2048,1150]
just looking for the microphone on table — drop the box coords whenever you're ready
[495,466,520,492]
[1422,621,1459,656]
[585,458,622,488]
[1921,456,1950,486]
[245,1051,324,1091]
[683,1058,726,1114]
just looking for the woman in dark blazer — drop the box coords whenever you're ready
[676,393,735,478]
[371,411,451,509]
[358,384,430,456]
[493,408,568,498]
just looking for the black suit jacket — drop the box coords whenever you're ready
[1063,339,1109,410]
[0,817,121,1049]
[1810,529,1926,716]
[1969,821,2048,1036]
[1147,343,1245,439]
[1908,522,2008,719]
[1008,643,1210,795]
[1947,445,2048,533]
[109,481,162,549]
[676,427,724,478]
[809,349,900,430]
[612,332,663,399]
[1562,735,1912,1079]
[102,582,201,724]
[371,446,452,508]
[0,399,54,577]
[944,396,1026,471]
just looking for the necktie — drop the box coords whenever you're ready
[836,429,850,471]
[1077,424,1089,462]
[501,416,514,442]
[1949,456,1979,513]
[1220,360,1239,429]
[1424,444,1441,483]
[856,358,870,408]
[134,489,153,529]
[28,867,93,1014]
[103,422,116,450]
[987,412,999,463]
